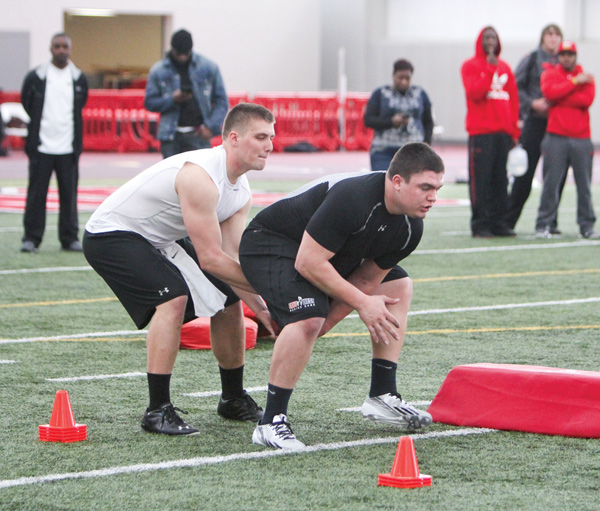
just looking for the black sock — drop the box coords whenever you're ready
[219,365,244,401]
[147,373,171,411]
[369,358,398,398]
[260,383,294,425]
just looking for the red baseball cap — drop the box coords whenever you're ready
[558,41,577,53]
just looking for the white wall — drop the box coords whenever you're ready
[0,0,322,93]
[1,0,599,143]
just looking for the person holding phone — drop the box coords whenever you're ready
[145,29,229,158]
[364,59,434,172]
[461,26,520,238]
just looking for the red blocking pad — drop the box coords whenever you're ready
[180,317,258,350]
[427,363,600,438]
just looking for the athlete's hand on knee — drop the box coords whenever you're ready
[358,295,400,345]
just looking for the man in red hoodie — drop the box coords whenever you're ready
[461,26,520,238]
[535,41,597,239]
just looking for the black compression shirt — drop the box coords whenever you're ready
[249,171,423,278]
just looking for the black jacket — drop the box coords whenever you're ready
[21,61,88,157]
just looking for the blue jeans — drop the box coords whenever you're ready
[369,147,398,171]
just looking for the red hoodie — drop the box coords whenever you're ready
[541,62,595,138]
[461,27,520,138]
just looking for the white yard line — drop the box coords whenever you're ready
[45,372,145,382]
[1,240,599,277]
[0,330,145,344]
[342,296,600,320]
[0,427,496,490]
[183,386,267,398]
[0,266,92,275]
[3,296,600,344]
[414,240,600,255]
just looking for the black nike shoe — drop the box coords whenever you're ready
[141,403,200,436]
[217,390,264,422]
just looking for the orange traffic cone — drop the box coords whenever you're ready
[378,436,432,488]
[38,390,87,443]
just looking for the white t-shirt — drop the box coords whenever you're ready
[38,64,74,154]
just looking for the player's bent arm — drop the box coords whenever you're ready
[296,232,400,344]
[175,163,255,293]
[219,203,279,337]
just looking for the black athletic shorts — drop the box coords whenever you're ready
[83,231,239,329]
[238,228,408,329]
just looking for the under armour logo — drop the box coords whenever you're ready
[158,287,170,296]
[378,225,387,232]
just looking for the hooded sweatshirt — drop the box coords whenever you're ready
[461,27,520,139]
[541,62,595,139]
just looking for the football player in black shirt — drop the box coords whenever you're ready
[240,142,444,449]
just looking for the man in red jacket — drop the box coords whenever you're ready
[535,41,597,239]
[461,26,520,238]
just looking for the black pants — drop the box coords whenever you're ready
[23,152,79,248]
[506,116,565,230]
[160,131,211,158]
[468,133,512,236]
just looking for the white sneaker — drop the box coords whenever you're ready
[535,228,552,239]
[361,393,432,429]
[252,414,305,450]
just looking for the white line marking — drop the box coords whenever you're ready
[338,401,432,413]
[183,386,268,398]
[0,226,58,233]
[0,330,146,344]
[344,296,600,320]
[1,241,598,276]
[0,360,16,364]
[46,372,145,382]
[408,297,600,316]
[414,240,600,255]
[0,427,496,489]
[4,296,600,344]
[0,266,92,276]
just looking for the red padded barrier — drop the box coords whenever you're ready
[253,92,340,152]
[428,363,600,438]
[179,316,258,350]
[1,89,379,153]
[0,91,26,150]
[343,93,373,150]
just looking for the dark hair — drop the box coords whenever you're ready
[540,24,562,45]
[51,32,71,43]
[393,59,414,74]
[171,29,193,54]
[388,143,444,181]
[222,103,275,137]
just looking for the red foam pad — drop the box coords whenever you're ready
[427,363,600,438]
[179,317,258,350]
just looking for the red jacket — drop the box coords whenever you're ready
[541,62,595,138]
[461,27,520,139]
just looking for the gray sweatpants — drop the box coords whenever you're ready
[535,133,595,233]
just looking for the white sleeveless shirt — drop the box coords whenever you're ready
[86,145,251,248]
[86,145,252,317]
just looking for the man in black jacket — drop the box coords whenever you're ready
[20,33,88,253]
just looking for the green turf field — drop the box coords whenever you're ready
[1,175,600,510]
